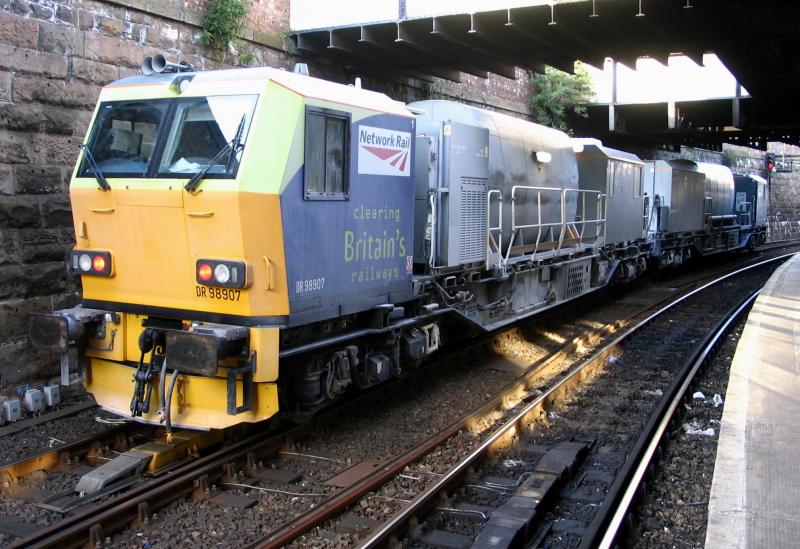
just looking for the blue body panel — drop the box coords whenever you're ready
[280,113,416,325]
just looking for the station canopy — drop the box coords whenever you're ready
[290,0,800,147]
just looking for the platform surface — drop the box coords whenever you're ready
[705,253,800,548]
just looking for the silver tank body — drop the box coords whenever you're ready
[695,161,735,217]
[410,100,579,261]
[576,142,645,244]
[644,159,735,234]
[644,160,704,234]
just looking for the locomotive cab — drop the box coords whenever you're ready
[733,173,769,248]
[30,66,420,429]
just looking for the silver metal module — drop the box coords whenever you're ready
[43,385,61,407]
[23,389,45,413]
[3,399,21,422]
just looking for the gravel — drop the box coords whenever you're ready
[522,266,772,549]
[631,319,742,549]
[103,288,642,548]
[0,382,123,464]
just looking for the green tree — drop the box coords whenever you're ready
[530,63,594,133]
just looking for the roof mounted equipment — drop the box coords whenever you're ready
[142,54,193,75]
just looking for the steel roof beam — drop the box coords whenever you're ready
[426,17,519,79]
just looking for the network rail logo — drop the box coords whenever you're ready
[358,125,411,177]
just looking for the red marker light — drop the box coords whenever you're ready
[69,250,111,277]
[93,255,106,272]
[197,263,213,282]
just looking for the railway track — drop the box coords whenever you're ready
[0,422,140,486]
[348,255,791,549]
[0,400,97,439]
[0,248,796,548]
[1,310,622,548]
[252,257,798,549]
[582,292,758,549]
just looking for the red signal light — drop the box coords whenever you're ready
[765,153,777,173]
[92,255,106,272]
[197,263,213,282]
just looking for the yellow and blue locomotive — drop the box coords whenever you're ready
[29,63,428,429]
[29,61,766,431]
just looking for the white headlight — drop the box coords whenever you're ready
[214,264,231,284]
[78,253,92,272]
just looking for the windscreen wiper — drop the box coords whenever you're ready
[79,144,111,191]
[184,115,247,193]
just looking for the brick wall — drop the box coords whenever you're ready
[0,0,534,389]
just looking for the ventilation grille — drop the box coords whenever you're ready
[459,177,487,264]
[565,263,590,299]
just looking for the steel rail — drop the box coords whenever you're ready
[251,320,628,549]
[8,424,291,548]
[0,422,138,484]
[583,289,760,549]
[252,256,799,547]
[357,253,795,548]
[253,252,798,548]
[4,299,629,548]
[0,399,97,438]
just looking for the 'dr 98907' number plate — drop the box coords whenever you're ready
[295,277,325,294]
[196,286,241,301]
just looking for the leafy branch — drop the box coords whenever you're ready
[530,62,594,133]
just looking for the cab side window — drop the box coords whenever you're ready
[304,106,349,200]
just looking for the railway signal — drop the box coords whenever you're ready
[765,152,776,172]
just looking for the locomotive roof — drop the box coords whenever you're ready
[694,161,734,179]
[410,99,572,148]
[574,140,643,164]
[103,66,413,118]
[733,173,767,184]
[649,159,735,183]
[650,159,702,172]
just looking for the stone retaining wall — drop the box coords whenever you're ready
[765,143,800,223]
[627,143,800,223]
[0,0,291,387]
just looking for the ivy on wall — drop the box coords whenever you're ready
[201,0,255,65]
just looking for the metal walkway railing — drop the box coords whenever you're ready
[486,186,606,271]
